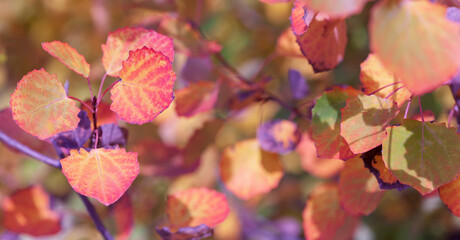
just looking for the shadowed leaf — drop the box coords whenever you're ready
[98,124,128,148]
[257,119,301,154]
[50,110,91,157]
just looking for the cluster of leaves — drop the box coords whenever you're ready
[2,0,460,239]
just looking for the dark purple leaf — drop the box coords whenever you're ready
[447,7,460,23]
[50,110,91,157]
[156,224,213,240]
[288,69,309,100]
[257,119,301,154]
[181,57,214,83]
[97,124,128,148]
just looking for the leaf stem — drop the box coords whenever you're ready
[384,86,405,100]
[97,73,109,104]
[97,80,120,107]
[68,96,94,113]
[404,97,412,119]
[86,77,94,100]
[368,81,403,95]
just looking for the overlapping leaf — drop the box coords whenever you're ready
[302,0,370,18]
[303,183,359,240]
[382,120,460,195]
[339,156,385,216]
[275,29,303,57]
[10,69,80,139]
[257,119,301,154]
[42,41,90,78]
[102,27,174,76]
[370,0,460,95]
[341,93,399,154]
[311,86,359,159]
[166,188,230,229]
[290,0,310,36]
[360,54,411,107]
[2,186,61,236]
[82,100,117,125]
[175,81,219,117]
[220,139,283,200]
[439,176,460,217]
[60,148,139,206]
[110,47,176,125]
[50,110,91,156]
[97,124,128,148]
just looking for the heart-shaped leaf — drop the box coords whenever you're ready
[42,41,90,78]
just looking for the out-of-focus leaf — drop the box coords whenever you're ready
[175,81,219,117]
[439,176,460,217]
[447,6,460,22]
[302,0,370,18]
[50,110,91,156]
[256,119,301,154]
[288,69,309,100]
[97,124,127,148]
[156,224,213,240]
[260,0,291,3]
[276,29,303,57]
[111,194,133,240]
[181,57,214,83]
[42,41,90,78]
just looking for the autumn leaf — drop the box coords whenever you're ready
[102,27,174,77]
[10,69,80,139]
[220,139,283,200]
[60,147,139,206]
[311,86,359,159]
[166,188,230,229]
[275,29,303,58]
[439,176,460,217]
[110,47,176,125]
[360,54,411,107]
[382,120,460,195]
[301,0,370,18]
[290,1,310,36]
[303,183,359,240]
[369,0,460,95]
[339,156,385,216]
[257,119,301,154]
[156,224,213,240]
[111,194,134,240]
[42,41,90,78]
[2,186,61,236]
[175,81,219,117]
[341,93,399,154]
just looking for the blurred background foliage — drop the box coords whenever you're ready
[0,0,459,239]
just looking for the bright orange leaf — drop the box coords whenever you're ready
[220,139,283,200]
[301,0,370,18]
[339,156,385,216]
[439,176,460,217]
[102,27,174,77]
[360,54,411,107]
[60,147,139,206]
[42,41,90,78]
[296,13,347,72]
[369,0,460,95]
[175,81,219,117]
[275,28,303,58]
[110,47,176,124]
[303,183,359,240]
[2,186,61,236]
[166,188,230,229]
[10,69,80,139]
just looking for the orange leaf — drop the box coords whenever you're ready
[220,139,283,200]
[439,176,460,217]
[303,183,359,240]
[339,156,385,216]
[290,1,310,36]
[2,186,61,236]
[360,54,411,107]
[110,47,176,124]
[10,69,80,139]
[167,188,230,229]
[175,81,219,117]
[369,0,460,95]
[301,0,369,18]
[296,13,347,73]
[60,147,139,206]
[112,194,134,240]
[102,27,174,77]
[42,41,90,78]
[275,28,303,58]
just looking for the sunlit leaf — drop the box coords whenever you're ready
[276,29,303,57]
[296,13,347,72]
[167,188,230,229]
[175,81,219,117]
[220,139,283,200]
[302,0,370,18]
[2,186,60,236]
[303,183,359,240]
[439,176,460,217]
[110,47,176,125]
[42,41,90,78]
[339,156,385,216]
[111,194,133,240]
[60,147,139,206]
[370,0,460,95]
[257,119,301,154]
[311,86,359,159]
[102,27,174,77]
[341,93,399,154]
[360,54,411,107]
[10,69,80,139]
[382,120,460,195]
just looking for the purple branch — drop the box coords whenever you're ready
[79,194,114,240]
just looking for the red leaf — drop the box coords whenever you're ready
[290,1,310,36]
[42,41,90,78]
[112,194,133,240]
[175,81,219,117]
[439,176,460,217]
[82,100,117,125]
[60,147,139,206]
[2,186,61,236]
[110,47,176,125]
[102,27,174,77]
[167,188,230,229]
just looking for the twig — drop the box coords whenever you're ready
[68,96,94,113]
[368,81,403,95]
[79,194,114,240]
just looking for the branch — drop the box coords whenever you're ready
[79,194,114,240]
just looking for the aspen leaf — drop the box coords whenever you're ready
[290,0,310,36]
[439,176,460,217]
[166,188,230,229]
[370,0,460,95]
[303,183,359,240]
[2,186,61,236]
[341,93,399,154]
[220,139,283,200]
[60,148,139,206]
[257,119,301,154]
[382,120,460,195]
[339,156,385,216]
[302,0,370,18]
[156,224,213,240]
[175,81,219,117]
[102,27,174,77]
[10,69,80,139]
[110,47,176,125]
[42,41,90,78]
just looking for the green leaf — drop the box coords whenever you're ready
[382,120,460,195]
